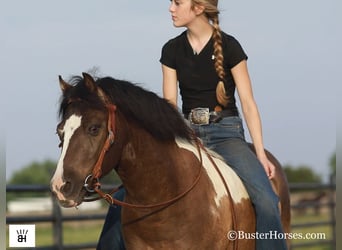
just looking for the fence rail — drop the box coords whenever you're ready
[6,181,335,250]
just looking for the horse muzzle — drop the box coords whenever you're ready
[50,181,84,208]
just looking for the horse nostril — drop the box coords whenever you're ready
[60,181,73,196]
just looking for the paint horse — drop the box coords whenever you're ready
[50,73,290,249]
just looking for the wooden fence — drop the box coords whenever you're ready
[6,179,336,250]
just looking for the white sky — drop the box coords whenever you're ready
[2,1,338,181]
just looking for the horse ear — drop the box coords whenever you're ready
[59,75,72,93]
[82,72,110,104]
[82,72,97,92]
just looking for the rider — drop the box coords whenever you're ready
[97,1,287,249]
[160,0,287,249]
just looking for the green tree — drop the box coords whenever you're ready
[7,159,121,202]
[8,159,57,185]
[329,152,336,176]
[100,170,122,186]
[7,160,57,201]
[8,159,121,186]
[283,164,322,183]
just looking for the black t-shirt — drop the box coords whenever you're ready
[160,31,247,115]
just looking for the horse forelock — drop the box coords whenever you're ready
[58,76,105,119]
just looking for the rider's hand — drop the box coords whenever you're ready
[258,155,276,179]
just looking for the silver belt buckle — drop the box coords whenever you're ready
[189,108,210,125]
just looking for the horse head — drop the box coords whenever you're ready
[50,73,118,207]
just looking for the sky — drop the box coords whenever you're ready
[1,0,338,182]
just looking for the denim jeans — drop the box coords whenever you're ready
[191,116,287,250]
[97,187,126,250]
[97,116,288,250]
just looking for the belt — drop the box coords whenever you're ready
[187,108,238,125]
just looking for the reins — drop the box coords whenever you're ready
[197,142,238,250]
[82,103,237,248]
[94,160,202,209]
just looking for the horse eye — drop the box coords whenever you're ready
[88,125,101,136]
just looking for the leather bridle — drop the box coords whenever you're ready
[82,104,116,194]
[82,103,204,209]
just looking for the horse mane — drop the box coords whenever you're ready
[59,75,194,142]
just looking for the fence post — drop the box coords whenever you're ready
[52,196,63,250]
[329,174,336,250]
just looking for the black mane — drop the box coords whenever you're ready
[59,75,193,142]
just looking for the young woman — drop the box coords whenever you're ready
[97,1,287,249]
[160,0,287,249]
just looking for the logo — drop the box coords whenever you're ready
[9,225,35,248]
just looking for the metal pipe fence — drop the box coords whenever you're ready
[6,181,335,250]
[288,178,336,249]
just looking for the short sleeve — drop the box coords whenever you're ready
[223,34,248,69]
[160,39,177,69]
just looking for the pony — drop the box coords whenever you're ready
[50,72,290,249]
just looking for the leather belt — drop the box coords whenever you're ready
[187,108,238,125]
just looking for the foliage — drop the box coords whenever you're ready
[283,165,322,184]
[8,159,121,186]
[8,159,56,185]
[6,159,121,202]
[100,170,122,185]
[7,159,56,201]
[329,152,336,176]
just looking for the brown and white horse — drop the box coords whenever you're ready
[50,73,290,249]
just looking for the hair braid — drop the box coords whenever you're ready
[212,17,225,81]
[212,16,228,107]
[192,0,228,107]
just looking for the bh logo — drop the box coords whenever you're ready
[9,225,35,247]
[17,229,28,242]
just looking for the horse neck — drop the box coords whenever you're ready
[116,125,197,203]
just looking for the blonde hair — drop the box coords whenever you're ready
[192,0,228,107]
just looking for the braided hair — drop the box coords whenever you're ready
[192,0,228,107]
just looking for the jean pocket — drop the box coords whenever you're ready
[215,117,245,139]
[217,116,242,128]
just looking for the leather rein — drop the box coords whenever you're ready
[81,103,237,248]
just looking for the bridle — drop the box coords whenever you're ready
[82,103,204,209]
[83,103,117,195]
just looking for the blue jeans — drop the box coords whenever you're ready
[191,116,287,250]
[97,117,287,250]
[97,187,126,250]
